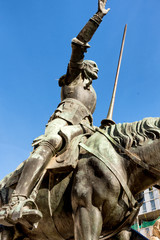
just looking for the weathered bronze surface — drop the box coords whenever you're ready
[0,1,159,240]
[1,117,160,240]
[0,0,107,228]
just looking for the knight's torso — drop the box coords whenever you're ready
[61,78,97,114]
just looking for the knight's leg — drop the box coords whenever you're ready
[14,118,67,197]
[0,138,63,227]
[13,144,54,197]
[0,119,67,227]
[0,145,54,227]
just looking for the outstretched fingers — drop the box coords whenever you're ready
[98,0,110,15]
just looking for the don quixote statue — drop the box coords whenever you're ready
[0,1,160,240]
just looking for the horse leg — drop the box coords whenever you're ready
[72,165,103,240]
[73,203,102,240]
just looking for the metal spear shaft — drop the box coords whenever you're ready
[101,24,127,127]
[107,24,127,120]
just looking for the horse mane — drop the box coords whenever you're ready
[106,117,160,149]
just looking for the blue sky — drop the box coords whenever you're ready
[0,0,160,179]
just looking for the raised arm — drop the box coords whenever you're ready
[76,0,110,45]
[59,0,110,86]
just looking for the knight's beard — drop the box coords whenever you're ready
[84,68,98,80]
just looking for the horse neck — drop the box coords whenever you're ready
[128,138,160,195]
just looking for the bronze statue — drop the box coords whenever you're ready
[1,116,160,240]
[1,1,160,240]
[0,0,110,229]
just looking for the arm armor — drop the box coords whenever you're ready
[62,13,104,85]
[70,13,103,67]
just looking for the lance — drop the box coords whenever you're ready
[101,24,127,127]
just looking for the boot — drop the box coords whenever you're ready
[0,196,42,228]
[0,142,58,228]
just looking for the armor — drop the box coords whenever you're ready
[0,2,109,228]
[61,85,97,115]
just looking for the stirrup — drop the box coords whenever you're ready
[0,206,13,227]
[0,198,42,227]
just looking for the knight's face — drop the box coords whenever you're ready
[84,60,99,80]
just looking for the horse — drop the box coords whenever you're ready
[0,117,160,240]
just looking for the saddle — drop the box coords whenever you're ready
[47,133,88,173]
[0,126,92,206]
[46,124,94,173]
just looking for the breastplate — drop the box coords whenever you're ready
[61,81,97,114]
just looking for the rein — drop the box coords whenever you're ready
[96,128,160,176]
